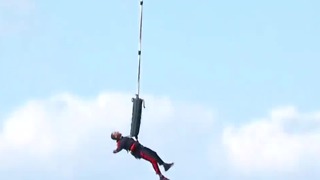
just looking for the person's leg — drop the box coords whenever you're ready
[142,147,174,171]
[140,147,161,173]
[139,147,174,177]
[142,147,165,165]
[139,149,169,180]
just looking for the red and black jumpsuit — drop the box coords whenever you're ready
[113,136,165,175]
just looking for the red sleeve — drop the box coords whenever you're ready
[114,140,124,153]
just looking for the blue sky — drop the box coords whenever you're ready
[1,0,320,179]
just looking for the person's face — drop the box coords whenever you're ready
[112,131,122,140]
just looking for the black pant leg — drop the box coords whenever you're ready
[141,147,165,165]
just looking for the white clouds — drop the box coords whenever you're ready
[0,92,131,162]
[5,90,320,179]
[222,106,320,174]
[0,91,215,178]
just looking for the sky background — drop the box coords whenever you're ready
[0,0,320,179]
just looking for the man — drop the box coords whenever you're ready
[111,131,174,180]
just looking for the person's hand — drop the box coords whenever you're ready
[113,150,117,153]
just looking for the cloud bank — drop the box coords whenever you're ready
[1,91,320,179]
[222,106,320,178]
[0,91,215,179]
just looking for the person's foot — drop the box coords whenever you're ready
[163,162,174,171]
[159,174,169,180]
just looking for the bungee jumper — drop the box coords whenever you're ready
[111,131,174,180]
[110,0,174,179]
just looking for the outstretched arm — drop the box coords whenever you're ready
[113,141,123,154]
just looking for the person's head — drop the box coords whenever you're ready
[111,131,122,141]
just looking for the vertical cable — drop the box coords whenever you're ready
[137,0,143,96]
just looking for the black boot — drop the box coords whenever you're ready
[163,162,174,171]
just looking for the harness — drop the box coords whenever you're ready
[130,141,141,152]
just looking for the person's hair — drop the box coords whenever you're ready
[111,131,121,140]
[111,133,116,140]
